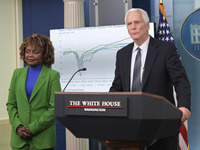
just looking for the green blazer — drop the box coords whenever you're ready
[7,65,61,149]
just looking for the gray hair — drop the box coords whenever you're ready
[124,8,150,25]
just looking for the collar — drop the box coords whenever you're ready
[133,36,150,53]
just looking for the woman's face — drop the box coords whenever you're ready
[25,45,43,67]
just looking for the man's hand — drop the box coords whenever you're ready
[179,107,191,124]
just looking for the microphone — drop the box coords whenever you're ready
[62,68,87,92]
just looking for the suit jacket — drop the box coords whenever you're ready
[110,36,191,110]
[7,65,61,149]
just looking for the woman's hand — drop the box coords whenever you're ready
[17,125,32,140]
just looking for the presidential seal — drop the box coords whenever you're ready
[180,8,200,60]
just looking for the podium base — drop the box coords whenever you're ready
[108,148,139,150]
[119,148,139,150]
[99,140,153,150]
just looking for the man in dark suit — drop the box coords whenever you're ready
[109,8,191,150]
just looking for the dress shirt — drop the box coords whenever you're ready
[130,36,150,91]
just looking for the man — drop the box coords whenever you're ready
[109,8,191,150]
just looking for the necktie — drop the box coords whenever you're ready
[132,47,141,92]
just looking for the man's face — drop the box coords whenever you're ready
[126,11,149,45]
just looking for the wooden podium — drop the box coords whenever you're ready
[55,92,182,150]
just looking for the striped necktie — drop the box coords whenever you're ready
[132,47,141,92]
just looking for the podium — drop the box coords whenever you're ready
[55,92,182,150]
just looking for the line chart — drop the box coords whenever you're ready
[62,37,131,70]
[50,25,133,92]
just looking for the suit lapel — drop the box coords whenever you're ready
[19,66,29,102]
[125,43,134,91]
[29,65,47,102]
[142,37,159,89]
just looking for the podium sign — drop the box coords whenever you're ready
[55,92,182,141]
[65,95,128,117]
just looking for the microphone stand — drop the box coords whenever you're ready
[62,68,86,92]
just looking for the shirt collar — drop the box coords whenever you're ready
[133,36,150,52]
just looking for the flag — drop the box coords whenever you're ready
[156,3,189,150]
[157,4,180,58]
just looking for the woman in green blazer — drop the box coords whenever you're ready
[7,34,61,150]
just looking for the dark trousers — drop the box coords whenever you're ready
[147,134,179,150]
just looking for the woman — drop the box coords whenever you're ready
[7,34,61,150]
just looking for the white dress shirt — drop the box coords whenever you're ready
[130,36,150,91]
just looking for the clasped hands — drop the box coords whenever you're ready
[17,125,32,140]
